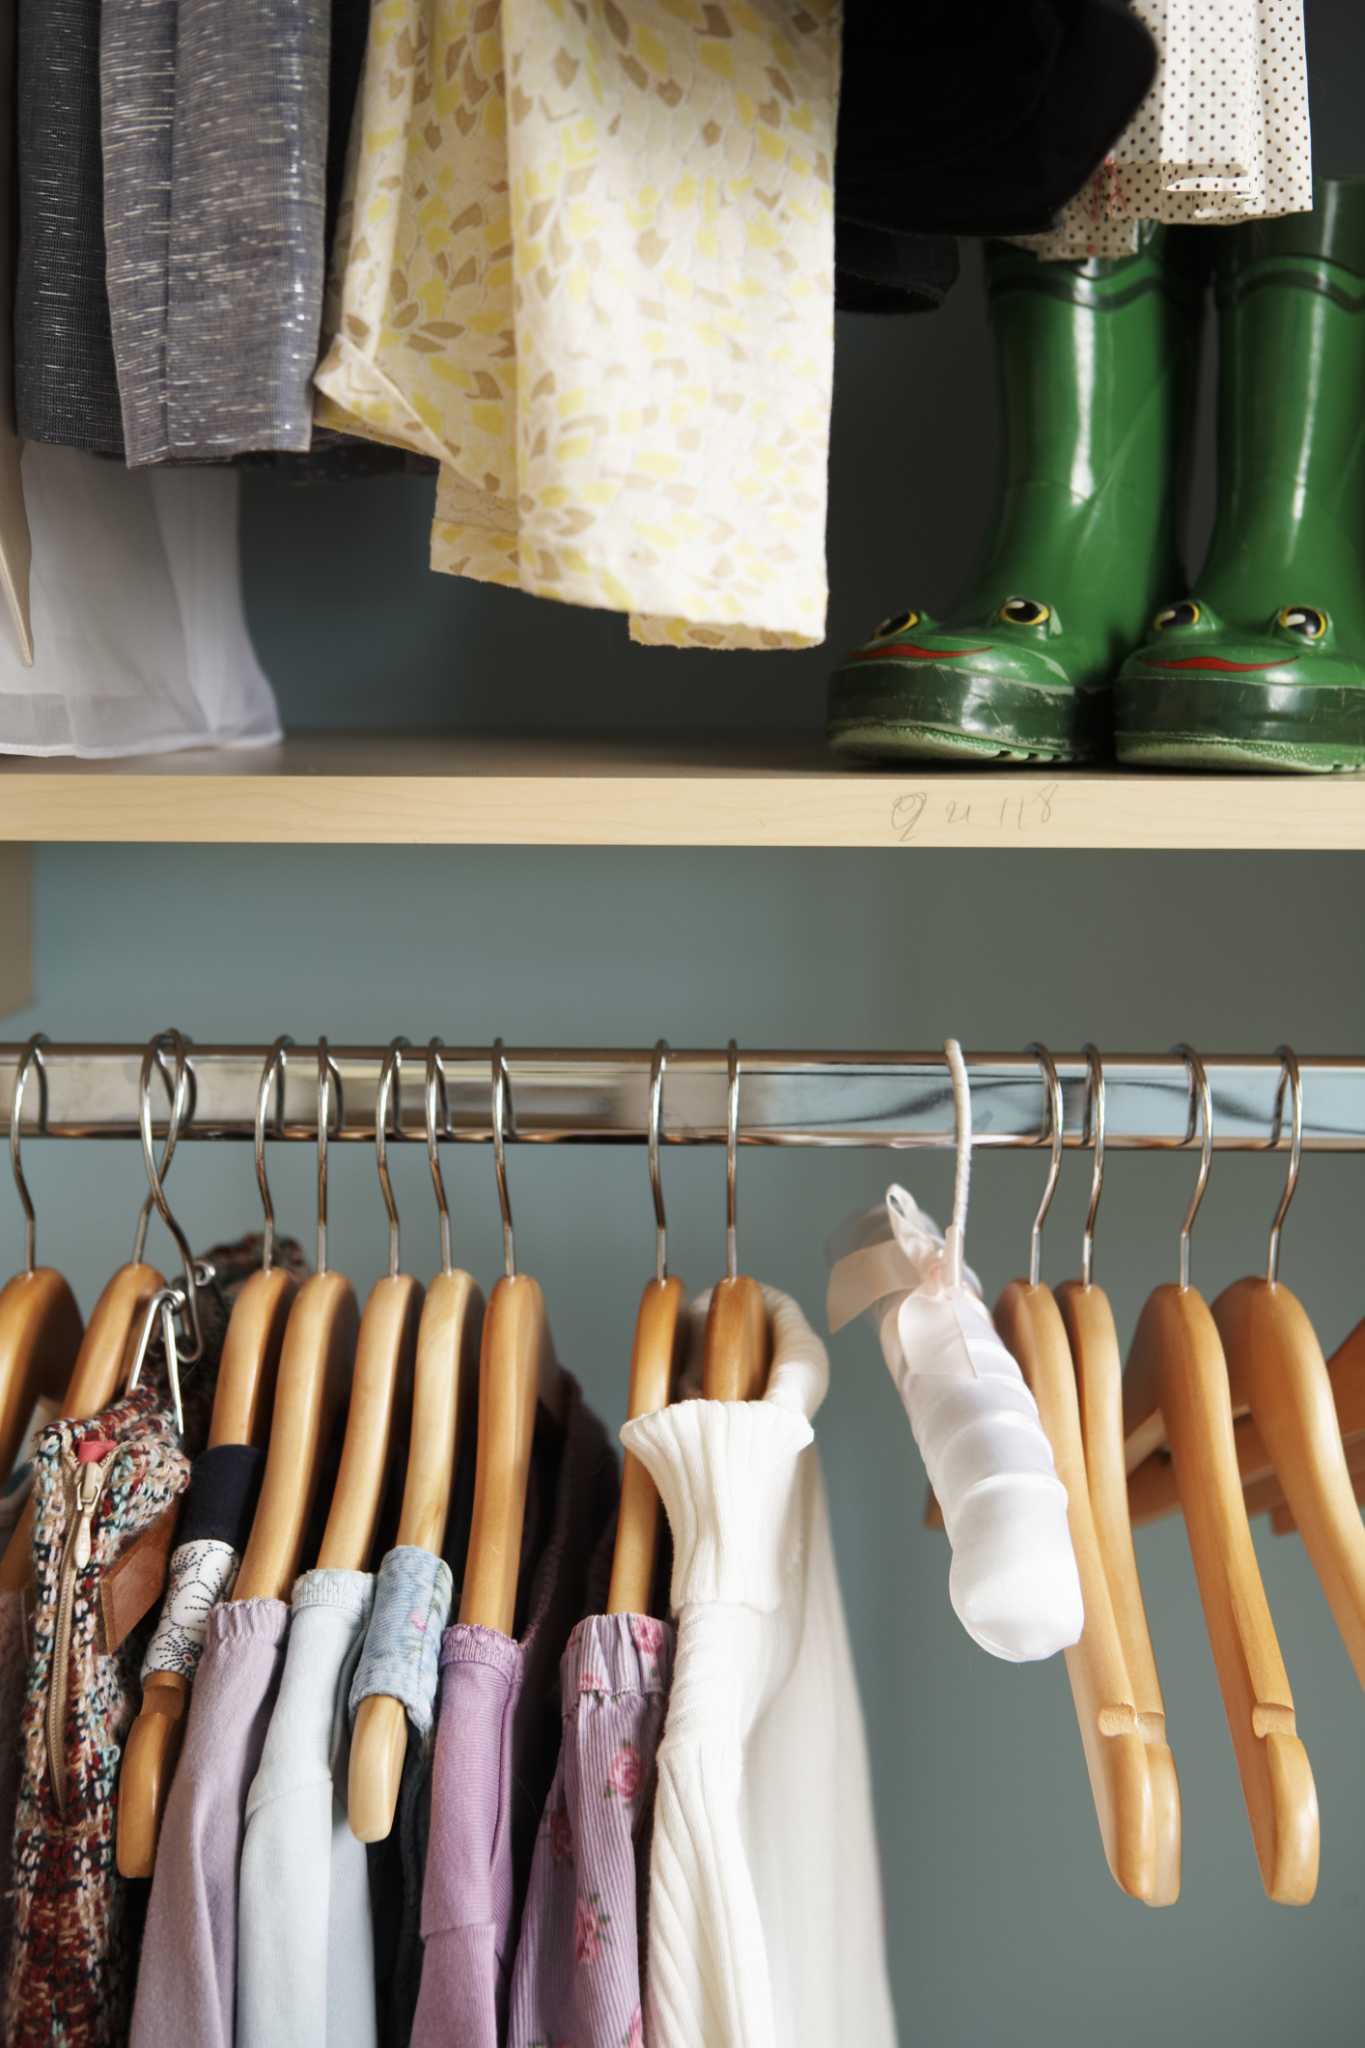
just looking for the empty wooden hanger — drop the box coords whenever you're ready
[118,1037,297,1877]
[0,1038,193,1595]
[0,1039,83,1481]
[608,1041,689,1619]
[995,1045,1156,1903]
[1207,1049,1365,1690]
[1056,1045,1179,1906]
[350,1040,485,1843]
[459,1043,563,1637]
[1121,1047,1318,1905]
[702,1041,770,1404]
[234,1040,356,1602]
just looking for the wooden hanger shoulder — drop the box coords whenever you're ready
[349,1266,484,1845]
[1213,1275,1365,1690]
[701,1274,769,1404]
[459,1273,546,1635]
[995,1279,1156,1903]
[1057,1277,1179,1906]
[608,1273,688,1619]
[1125,1282,1318,1904]
[0,1266,82,1478]
[233,1270,357,1603]
[317,1272,423,1574]
[209,1264,298,1451]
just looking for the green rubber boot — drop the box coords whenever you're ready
[1116,179,1365,774]
[828,230,1205,766]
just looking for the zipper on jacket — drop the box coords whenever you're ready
[46,1443,114,1820]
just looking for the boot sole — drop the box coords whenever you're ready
[1116,672,1365,775]
[828,667,1105,767]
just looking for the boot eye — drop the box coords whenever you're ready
[1277,605,1326,641]
[1153,601,1200,631]
[873,609,920,639]
[997,597,1050,627]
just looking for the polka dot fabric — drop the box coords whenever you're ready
[1021,0,1311,259]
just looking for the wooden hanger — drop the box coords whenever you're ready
[350,1043,484,1843]
[1056,1045,1179,1905]
[998,1048,1155,1901]
[1121,1049,1318,1905]
[459,1044,562,1636]
[118,1039,298,1877]
[234,1041,356,1602]
[701,1042,771,1403]
[0,1040,84,1478]
[1210,1051,1365,1689]
[609,1042,689,1617]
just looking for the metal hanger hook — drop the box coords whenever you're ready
[491,1040,516,1280]
[1026,1043,1063,1288]
[1080,1043,1106,1289]
[1174,1043,1213,1290]
[1266,1044,1303,1286]
[315,1037,343,1276]
[130,1036,189,1267]
[374,1038,410,1281]
[425,1039,453,1277]
[137,1030,205,1363]
[254,1035,292,1274]
[9,1034,49,1275]
[725,1039,741,1284]
[648,1040,669,1285]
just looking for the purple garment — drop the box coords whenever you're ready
[410,1376,618,2048]
[509,1612,674,2048]
[130,1597,290,2048]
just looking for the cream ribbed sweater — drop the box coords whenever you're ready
[621,1287,897,2048]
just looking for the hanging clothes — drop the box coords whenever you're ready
[621,1287,897,2048]
[314,0,839,649]
[237,1569,378,2048]
[0,448,281,758]
[3,1242,258,2048]
[99,0,330,463]
[409,1374,618,2048]
[138,1445,267,1682]
[1021,0,1312,258]
[507,1611,674,2048]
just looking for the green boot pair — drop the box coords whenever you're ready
[829,179,1365,774]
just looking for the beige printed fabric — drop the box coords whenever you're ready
[315,0,838,649]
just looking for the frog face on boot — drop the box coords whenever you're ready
[830,600,1105,764]
[1116,598,1365,771]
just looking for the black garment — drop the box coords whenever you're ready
[835,0,1157,311]
[176,1443,266,1548]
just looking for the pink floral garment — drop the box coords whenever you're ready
[509,1612,674,2048]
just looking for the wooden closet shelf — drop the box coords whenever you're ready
[0,732,1363,848]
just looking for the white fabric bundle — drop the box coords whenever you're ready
[826,1044,1083,1663]
[1021,0,1312,259]
[0,445,281,757]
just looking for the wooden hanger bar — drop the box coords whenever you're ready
[3,1048,1364,1149]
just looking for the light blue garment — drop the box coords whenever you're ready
[237,1568,376,2048]
[349,1545,453,1739]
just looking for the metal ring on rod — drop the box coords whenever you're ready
[137,1031,205,1363]
[725,1039,741,1284]
[255,1036,293,1274]
[315,1039,344,1277]
[426,1039,453,1278]
[1080,1043,1106,1290]
[1026,1042,1063,1289]
[649,1040,669,1286]
[1173,1043,1213,1290]
[9,1034,49,1276]
[491,1040,516,1280]
[1266,1044,1303,1286]
[374,1039,410,1281]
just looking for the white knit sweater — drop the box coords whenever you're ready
[621,1286,897,2048]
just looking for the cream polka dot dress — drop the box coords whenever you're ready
[1022,0,1312,260]
[313,0,838,650]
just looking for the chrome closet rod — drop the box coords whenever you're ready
[0,1044,1362,1150]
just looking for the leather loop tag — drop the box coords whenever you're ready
[100,1501,182,1654]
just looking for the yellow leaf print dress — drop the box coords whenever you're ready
[314,0,839,648]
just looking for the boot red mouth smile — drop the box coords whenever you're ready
[1151,656,1285,672]
[851,643,993,663]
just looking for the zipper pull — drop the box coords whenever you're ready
[70,1441,115,1573]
